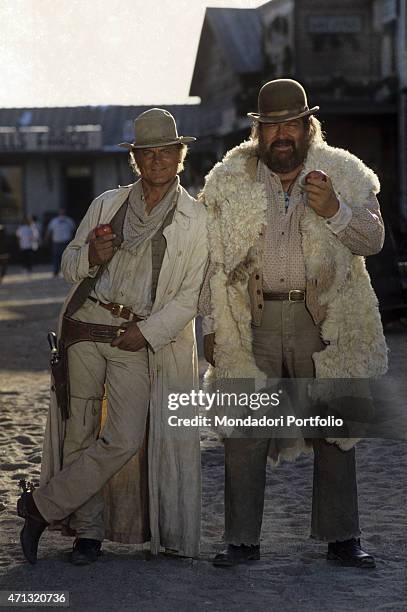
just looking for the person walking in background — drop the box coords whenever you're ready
[30,215,41,252]
[29,215,41,265]
[16,217,34,273]
[46,209,76,277]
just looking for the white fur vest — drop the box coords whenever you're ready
[202,140,388,383]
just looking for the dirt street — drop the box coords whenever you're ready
[0,267,406,612]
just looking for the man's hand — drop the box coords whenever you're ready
[204,333,216,366]
[111,321,147,351]
[88,229,117,266]
[303,174,339,219]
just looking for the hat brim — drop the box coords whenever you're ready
[247,106,319,123]
[118,136,196,149]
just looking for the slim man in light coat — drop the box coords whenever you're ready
[17,108,208,565]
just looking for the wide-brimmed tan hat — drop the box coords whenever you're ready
[247,79,319,124]
[118,108,196,149]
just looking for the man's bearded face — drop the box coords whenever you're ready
[257,118,309,173]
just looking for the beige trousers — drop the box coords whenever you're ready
[34,298,150,540]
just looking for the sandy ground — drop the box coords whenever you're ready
[0,266,406,612]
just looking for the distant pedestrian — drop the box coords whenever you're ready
[29,215,41,252]
[46,209,75,277]
[16,217,34,273]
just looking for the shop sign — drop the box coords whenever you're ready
[307,15,362,34]
[0,125,103,151]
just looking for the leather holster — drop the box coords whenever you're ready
[52,316,122,421]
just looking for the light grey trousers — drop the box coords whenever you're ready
[224,300,361,545]
[34,298,150,541]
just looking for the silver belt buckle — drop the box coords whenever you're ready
[111,303,125,317]
[288,290,305,302]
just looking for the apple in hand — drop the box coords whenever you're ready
[95,223,113,237]
[305,170,328,183]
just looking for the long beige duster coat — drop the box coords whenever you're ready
[40,183,208,558]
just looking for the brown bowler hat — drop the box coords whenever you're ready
[247,79,319,123]
[118,108,196,149]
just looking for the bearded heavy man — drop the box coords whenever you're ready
[17,108,207,565]
[199,79,387,568]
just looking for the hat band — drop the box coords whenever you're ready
[132,136,179,147]
[260,106,309,118]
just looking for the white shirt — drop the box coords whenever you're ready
[47,216,76,243]
[16,225,34,250]
[91,181,178,317]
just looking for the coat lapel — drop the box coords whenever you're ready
[153,188,194,309]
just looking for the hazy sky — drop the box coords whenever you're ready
[0,0,266,108]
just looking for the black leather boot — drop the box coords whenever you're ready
[213,544,260,567]
[71,538,102,566]
[327,538,376,568]
[17,480,49,565]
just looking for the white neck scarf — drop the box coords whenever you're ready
[121,176,179,253]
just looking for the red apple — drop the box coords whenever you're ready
[95,223,113,237]
[305,170,328,183]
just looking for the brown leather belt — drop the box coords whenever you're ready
[61,316,123,349]
[263,290,305,302]
[87,296,142,321]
